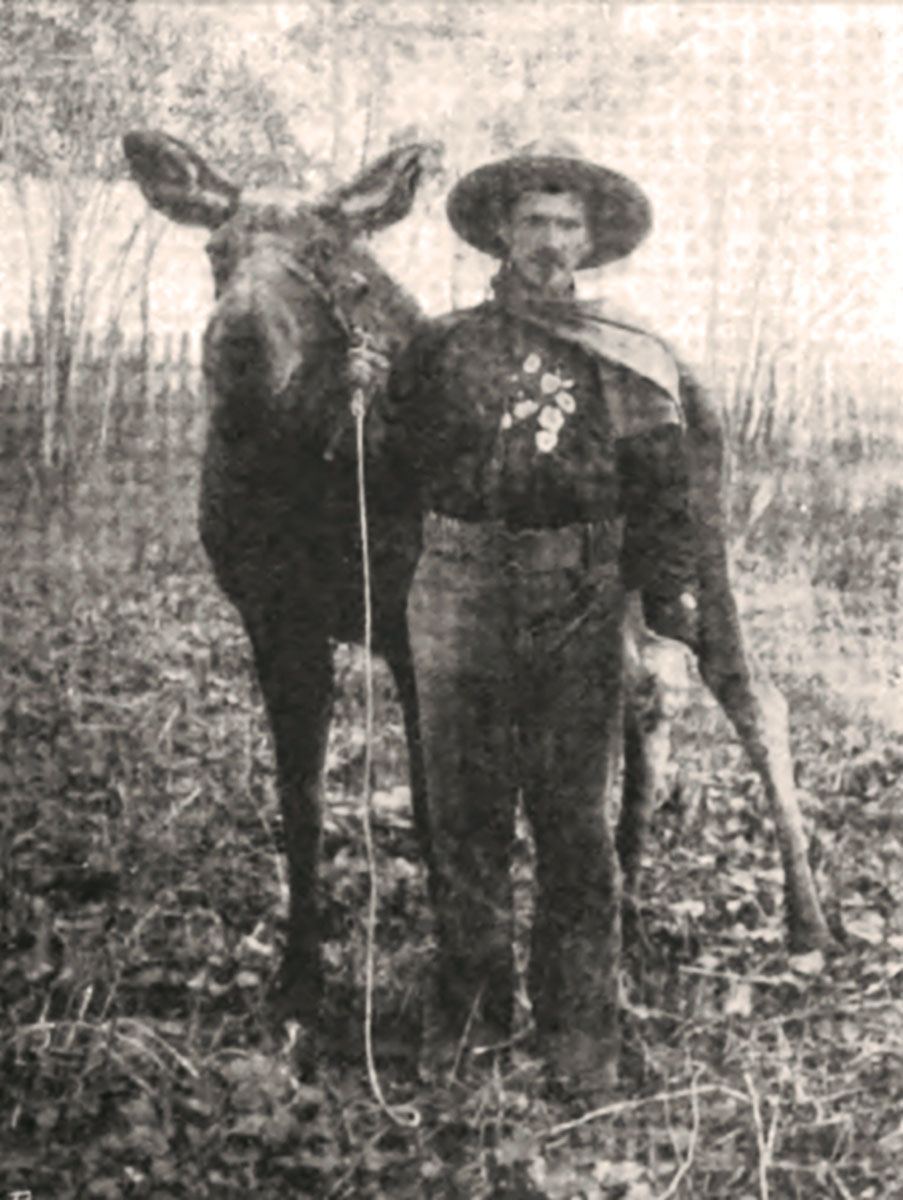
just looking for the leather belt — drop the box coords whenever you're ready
[422,511,622,573]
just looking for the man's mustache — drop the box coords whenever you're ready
[529,249,567,271]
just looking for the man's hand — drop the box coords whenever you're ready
[643,590,699,651]
[347,336,391,393]
[322,336,393,460]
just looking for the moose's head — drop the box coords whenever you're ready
[122,131,439,449]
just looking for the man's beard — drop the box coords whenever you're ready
[525,251,572,295]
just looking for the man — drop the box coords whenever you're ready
[379,139,698,1098]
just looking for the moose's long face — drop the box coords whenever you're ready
[123,131,434,439]
[201,201,365,412]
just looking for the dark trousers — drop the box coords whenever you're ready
[407,513,624,1083]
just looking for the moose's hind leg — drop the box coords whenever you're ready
[650,580,834,952]
[700,643,834,951]
[617,613,689,950]
[617,680,668,911]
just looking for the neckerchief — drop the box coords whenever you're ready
[489,266,684,437]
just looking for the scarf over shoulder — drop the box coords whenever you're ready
[489,267,684,439]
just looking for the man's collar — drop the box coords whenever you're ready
[489,263,577,312]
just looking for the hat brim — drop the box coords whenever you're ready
[446,155,652,268]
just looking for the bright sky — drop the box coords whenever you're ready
[879,9,903,345]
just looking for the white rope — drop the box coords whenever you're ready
[352,387,421,1130]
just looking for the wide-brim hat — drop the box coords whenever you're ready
[447,137,652,269]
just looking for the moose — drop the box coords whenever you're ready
[123,130,832,1035]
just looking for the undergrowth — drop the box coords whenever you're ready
[1,458,902,1199]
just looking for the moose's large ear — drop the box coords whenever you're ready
[122,131,240,228]
[323,142,443,235]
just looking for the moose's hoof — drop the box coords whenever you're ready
[268,967,322,1022]
[621,894,654,960]
[540,1030,619,1111]
[786,909,841,955]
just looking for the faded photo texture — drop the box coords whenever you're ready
[2,4,902,1199]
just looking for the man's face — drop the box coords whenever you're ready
[498,189,592,296]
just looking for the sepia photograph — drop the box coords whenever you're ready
[1,2,902,1196]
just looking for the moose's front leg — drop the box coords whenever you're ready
[246,611,335,1023]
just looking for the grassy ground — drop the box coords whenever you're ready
[1,455,902,1199]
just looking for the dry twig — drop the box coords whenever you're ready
[826,1162,856,1200]
[744,1070,774,1200]
[10,1016,200,1080]
[656,1069,703,1199]
[544,1082,747,1142]
[679,965,789,988]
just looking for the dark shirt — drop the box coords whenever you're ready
[377,300,697,602]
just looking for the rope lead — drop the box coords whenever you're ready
[353,388,421,1130]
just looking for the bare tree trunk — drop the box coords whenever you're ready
[140,219,156,447]
[42,206,71,472]
[329,0,351,180]
[13,175,47,366]
[358,17,386,167]
[69,180,110,345]
[97,325,123,458]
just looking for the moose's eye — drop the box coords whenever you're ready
[205,241,233,292]
[206,239,229,267]
[346,271,370,301]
